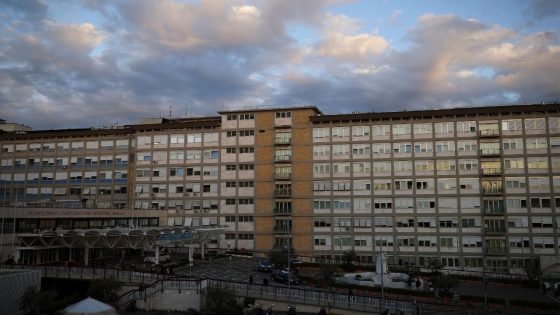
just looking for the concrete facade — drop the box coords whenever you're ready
[1,104,559,273]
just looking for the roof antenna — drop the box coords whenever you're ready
[169,106,172,118]
[185,103,188,117]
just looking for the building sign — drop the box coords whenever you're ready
[156,232,194,244]
[25,209,129,217]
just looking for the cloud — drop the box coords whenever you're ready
[0,1,559,130]
[526,0,560,22]
[315,14,389,62]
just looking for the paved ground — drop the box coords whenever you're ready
[170,256,557,305]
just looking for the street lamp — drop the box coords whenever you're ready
[482,226,488,308]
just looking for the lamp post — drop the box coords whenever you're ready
[0,180,6,260]
[482,226,488,309]
[286,219,292,309]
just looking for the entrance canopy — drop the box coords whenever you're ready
[17,226,227,250]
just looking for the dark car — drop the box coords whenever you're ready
[271,269,300,285]
[258,259,274,272]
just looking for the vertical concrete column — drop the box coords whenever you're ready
[14,248,20,263]
[55,249,59,262]
[84,247,89,266]
[155,246,160,264]
[201,242,205,260]
[69,248,73,261]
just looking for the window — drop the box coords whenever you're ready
[352,144,370,156]
[226,131,237,137]
[313,163,330,175]
[457,140,477,152]
[332,144,350,157]
[525,118,546,131]
[225,165,236,171]
[527,157,548,169]
[416,199,435,209]
[414,142,433,153]
[372,143,391,154]
[239,130,254,137]
[314,218,332,227]
[502,138,523,150]
[372,161,391,172]
[372,125,390,136]
[374,217,393,227]
[313,145,330,158]
[505,177,526,189]
[415,160,434,171]
[239,147,254,154]
[226,147,237,154]
[434,122,454,134]
[313,181,331,191]
[393,143,412,153]
[458,159,478,171]
[186,150,201,160]
[502,119,522,132]
[531,197,551,208]
[507,198,527,208]
[332,127,350,138]
[170,134,185,144]
[275,112,291,118]
[313,128,330,139]
[436,160,456,171]
[187,133,202,143]
[238,164,254,171]
[461,218,480,228]
[435,141,454,152]
[169,151,184,160]
[392,124,411,135]
[526,137,547,150]
[457,121,476,133]
[504,158,524,170]
[352,126,370,137]
[414,123,432,135]
[239,113,255,120]
[226,114,237,120]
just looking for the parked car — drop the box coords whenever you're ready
[144,252,171,264]
[259,259,274,272]
[271,269,300,285]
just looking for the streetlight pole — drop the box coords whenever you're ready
[0,180,6,260]
[482,227,488,308]
[287,219,292,309]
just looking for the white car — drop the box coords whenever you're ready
[144,253,171,264]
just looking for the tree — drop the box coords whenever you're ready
[437,275,458,293]
[202,287,242,315]
[19,287,40,315]
[19,287,57,315]
[342,250,356,264]
[88,278,123,304]
[319,263,337,287]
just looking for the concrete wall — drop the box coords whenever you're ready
[136,289,200,312]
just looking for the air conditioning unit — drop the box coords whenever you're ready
[203,209,209,213]
[194,209,201,213]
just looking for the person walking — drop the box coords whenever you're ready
[416,278,421,291]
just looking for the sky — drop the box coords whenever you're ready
[0,0,559,130]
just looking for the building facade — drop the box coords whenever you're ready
[1,104,559,272]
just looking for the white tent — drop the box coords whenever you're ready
[63,297,116,315]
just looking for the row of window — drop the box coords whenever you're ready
[2,140,129,153]
[312,197,560,211]
[313,216,558,229]
[313,118,560,139]
[312,158,560,175]
[313,137,560,157]
[313,235,558,249]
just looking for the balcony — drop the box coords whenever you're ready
[273,226,291,233]
[482,187,503,195]
[481,168,502,176]
[485,229,506,236]
[274,137,292,145]
[479,129,500,137]
[274,189,292,197]
[274,173,292,180]
[274,155,292,163]
[480,148,502,157]
[483,207,505,216]
[273,208,292,215]
[486,247,507,255]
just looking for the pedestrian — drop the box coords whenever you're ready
[407,276,413,287]
[249,274,254,284]
[416,278,421,291]
[263,278,269,286]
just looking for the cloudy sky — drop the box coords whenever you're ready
[1,0,559,129]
